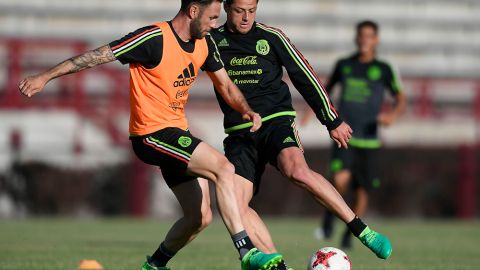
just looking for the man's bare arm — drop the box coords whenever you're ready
[207,68,262,132]
[58,45,115,76]
[19,45,116,97]
[378,91,406,126]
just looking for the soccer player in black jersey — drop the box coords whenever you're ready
[305,21,406,248]
[210,0,393,267]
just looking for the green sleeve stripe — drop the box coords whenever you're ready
[114,32,163,58]
[207,34,224,66]
[256,23,337,122]
[225,111,297,133]
[387,63,402,93]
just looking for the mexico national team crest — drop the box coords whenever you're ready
[256,39,270,55]
[178,136,192,148]
[367,65,382,81]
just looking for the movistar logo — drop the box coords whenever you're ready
[174,63,196,87]
[230,56,257,66]
[217,38,229,47]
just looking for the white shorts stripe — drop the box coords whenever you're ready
[145,137,190,161]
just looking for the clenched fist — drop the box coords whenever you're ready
[19,74,49,97]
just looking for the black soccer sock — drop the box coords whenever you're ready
[232,230,255,259]
[347,216,367,237]
[322,210,335,235]
[149,242,176,267]
[341,227,353,248]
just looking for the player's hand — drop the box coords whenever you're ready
[19,74,49,97]
[329,122,352,149]
[242,111,262,132]
[377,112,397,126]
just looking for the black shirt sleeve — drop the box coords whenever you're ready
[268,31,342,130]
[325,61,342,94]
[109,25,163,69]
[201,34,224,72]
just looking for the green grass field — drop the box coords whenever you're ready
[0,218,478,270]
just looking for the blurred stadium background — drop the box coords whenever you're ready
[0,1,479,268]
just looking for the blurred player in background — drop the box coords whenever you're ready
[211,0,393,268]
[18,0,287,269]
[303,20,406,249]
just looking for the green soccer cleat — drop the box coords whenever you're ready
[270,260,294,270]
[241,248,284,270]
[358,227,392,259]
[141,256,171,270]
[270,260,295,270]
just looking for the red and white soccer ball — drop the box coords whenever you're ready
[307,247,352,270]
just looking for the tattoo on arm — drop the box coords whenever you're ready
[48,45,116,80]
[69,45,115,72]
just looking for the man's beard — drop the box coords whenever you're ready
[190,17,205,40]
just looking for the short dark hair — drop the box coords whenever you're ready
[225,0,259,5]
[356,20,379,35]
[181,0,224,12]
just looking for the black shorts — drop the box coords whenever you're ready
[130,127,202,188]
[330,145,380,191]
[224,116,303,193]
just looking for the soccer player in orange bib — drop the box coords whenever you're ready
[19,1,284,269]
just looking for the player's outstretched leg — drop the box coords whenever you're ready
[189,143,284,270]
[277,147,392,260]
[318,169,351,240]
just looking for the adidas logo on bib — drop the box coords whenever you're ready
[174,63,197,87]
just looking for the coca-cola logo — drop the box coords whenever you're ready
[230,56,257,66]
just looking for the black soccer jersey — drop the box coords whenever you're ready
[326,53,402,146]
[109,22,223,72]
[211,22,342,133]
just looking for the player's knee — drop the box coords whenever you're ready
[201,206,213,229]
[187,208,212,232]
[214,158,235,183]
[287,166,312,186]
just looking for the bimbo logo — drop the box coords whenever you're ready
[230,56,257,66]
